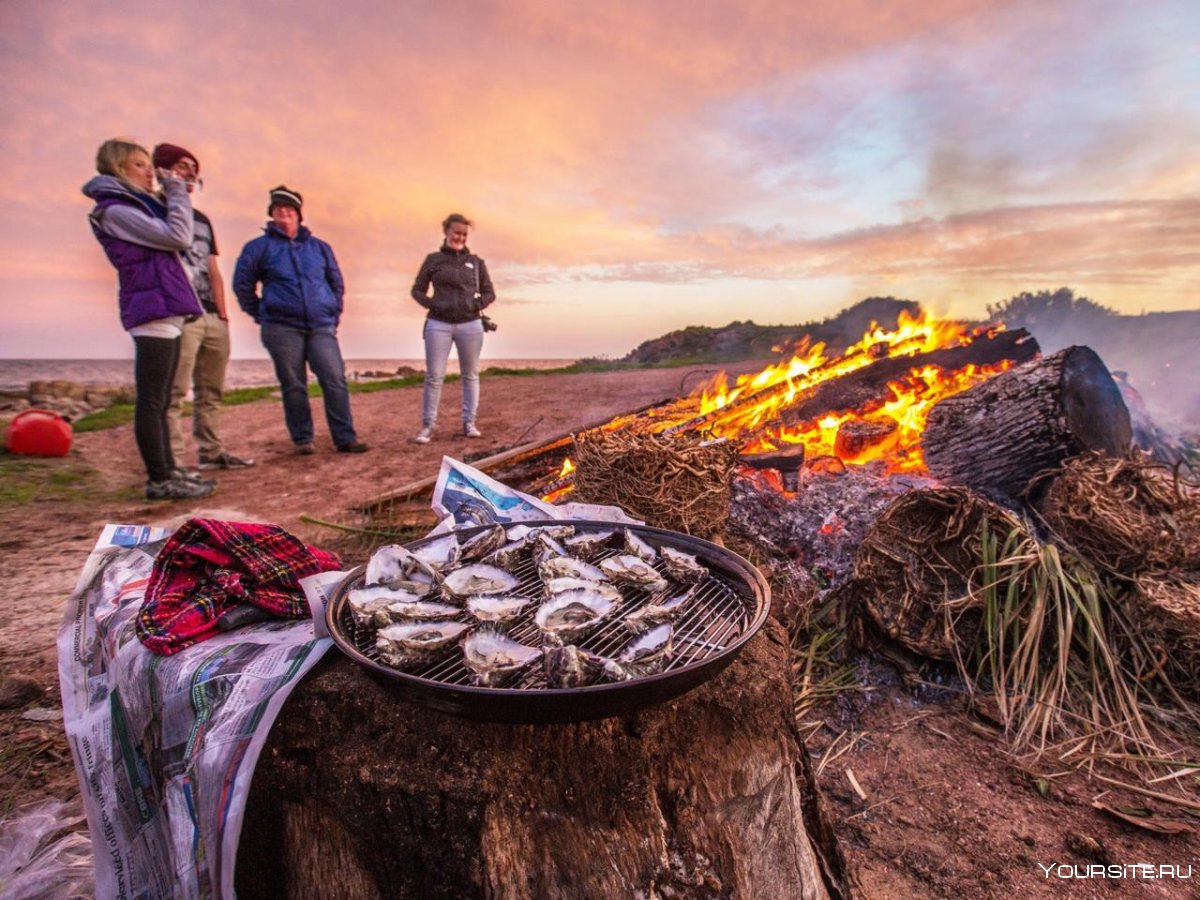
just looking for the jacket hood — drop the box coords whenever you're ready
[82,174,156,213]
[265,221,312,242]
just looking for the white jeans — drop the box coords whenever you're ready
[422,318,484,428]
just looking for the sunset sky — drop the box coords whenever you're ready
[1,0,1197,361]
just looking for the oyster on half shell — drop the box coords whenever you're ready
[543,643,607,688]
[461,624,542,686]
[534,588,618,641]
[604,623,674,681]
[459,524,507,562]
[441,564,521,602]
[375,620,471,670]
[599,554,669,593]
[366,544,441,588]
[538,556,609,584]
[623,583,697,631]
[660,546,708,584]
[465,593,533,623]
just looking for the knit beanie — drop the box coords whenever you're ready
[151,143,200,173]
[268,185,304,221]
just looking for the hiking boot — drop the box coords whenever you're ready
[146,475,217,501]
[172,468,217,488]
[463,422,482,439]
[295,442,315,456]
[336,440,370,454]
[414,427,433,444]
[199,452,256,470]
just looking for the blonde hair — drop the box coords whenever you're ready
[95,138,150,187]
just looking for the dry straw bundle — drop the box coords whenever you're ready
[1038,451,1200,698]
[571,428,740,538]
[854,486,1024,659]
[851,485,1200,763]
[1037,450,1200,575]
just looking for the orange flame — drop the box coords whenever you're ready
[676,310,1009,474]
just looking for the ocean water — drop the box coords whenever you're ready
[0,358,577,391]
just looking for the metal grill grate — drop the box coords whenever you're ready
[326,520,770,722]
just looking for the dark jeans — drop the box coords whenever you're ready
[133,335,181,482]
[260,323,358,446]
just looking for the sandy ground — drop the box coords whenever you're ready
[3,365,1198,897]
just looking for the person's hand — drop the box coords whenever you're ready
[156,168,185,190]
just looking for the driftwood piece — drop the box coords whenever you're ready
[776,328,1039,428]
[922,346,1131,503]
[236,621,833,899]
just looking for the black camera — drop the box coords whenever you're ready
[481,315,498,332]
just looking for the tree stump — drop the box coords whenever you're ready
[922,346,1131,503]
[236,620,833,899]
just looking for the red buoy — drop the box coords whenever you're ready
[5,409,73,457]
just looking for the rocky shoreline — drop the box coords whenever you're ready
[0,380,134,422]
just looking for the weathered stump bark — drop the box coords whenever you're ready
[236,620,833,899]
[922,346,1131,503]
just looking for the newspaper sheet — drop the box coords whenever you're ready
[57,524,341,899]
[430,456,642,529]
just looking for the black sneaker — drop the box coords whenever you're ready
[295,443,315,456]
[146,475,217,501]
[199,452,256,470]
[336,440,370,454]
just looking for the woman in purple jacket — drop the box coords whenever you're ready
[82,138,215,501]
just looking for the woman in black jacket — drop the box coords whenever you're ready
[409,213,495,443]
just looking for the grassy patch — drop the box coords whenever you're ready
[72,403,135,433]
[224,385,278,406]
[0,450,101,504]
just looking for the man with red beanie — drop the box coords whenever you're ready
[153,143,254,471]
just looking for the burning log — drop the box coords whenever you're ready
[922,346,1132,504]
[833,419,898,462]
[775,328,1039,429]
[235,624,837,899]
[739,445,806,491]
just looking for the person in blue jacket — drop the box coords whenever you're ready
[233,186,368,455]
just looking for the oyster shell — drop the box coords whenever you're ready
[441,564,521,601]
[534,588,618,640]
[531,533,569,568]
[459,524,507,562]
[375,620,471,669]
[348,583,428,628]
[623,584,697,631]
[532,524,576,540]
[538,556,609,584]
[384,600,462,621]
[660,546,708,584]
[624,529,658,563]
[412,533,461,573]
[543,577,623,606]
[563,530,615,560]
[599,554,670,593]
[604,623,674,680]
[543,643,607,688]
[461,624,541,686]
[366,544,440,588]
[465,593,534,623]
[481,539,528,572]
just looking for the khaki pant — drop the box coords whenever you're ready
[169,313,230,463]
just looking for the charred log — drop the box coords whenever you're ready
[776,329,1039,428]
[922,346,1132,504]
[236,622,834,900]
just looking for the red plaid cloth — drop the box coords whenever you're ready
[136,518,342,655]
